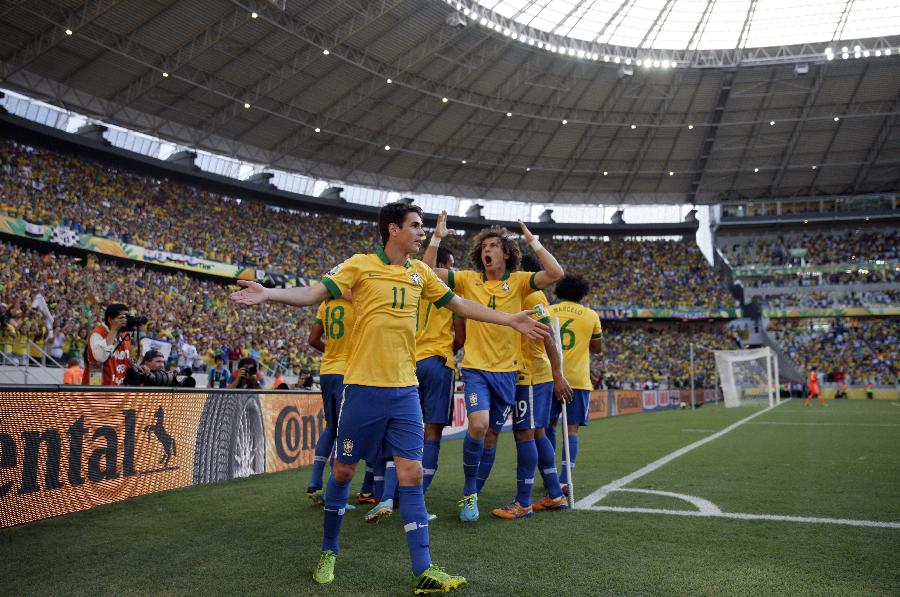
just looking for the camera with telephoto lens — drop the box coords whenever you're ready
[124,314,149,331]
[125,366,196,387]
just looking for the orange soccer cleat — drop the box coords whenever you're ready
[491,501,534,520]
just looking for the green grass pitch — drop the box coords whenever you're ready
[2,399,898,596]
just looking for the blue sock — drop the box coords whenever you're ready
[475,446,496,493]
[422,440,440,493]
[560,434,579,486]
[322,474,350,554]
[308,426,334,489]
[545,425,557,453]
[462,433,483,496]
[398,485,432,576]
[360,463,375,495]
[373,459,386,500]
[535,435,562,499]
[381,461,398,504]
[515,439,538,507]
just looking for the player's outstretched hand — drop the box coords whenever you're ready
[510,310,550,340]
[230,279,269,305]
[434,210,455,239]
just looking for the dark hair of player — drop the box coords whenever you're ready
[555,274,591,303]
[467,226,521,274]
[520,254,541,272]
[378,201,423,245]
[436,246,454,268]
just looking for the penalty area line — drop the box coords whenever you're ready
[574,399,791,509]
[586,506,900,529]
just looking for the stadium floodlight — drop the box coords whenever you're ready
[770,120,775,126]
[442,97,449,103]
[668,171,674,176]
[834,116,840,122]
[162,71,169,78]
[561,119,568,125]
[754,167,759,172]
[251,11,258,18]
[243,102,251,109]
[630,124,637,129]
[525,167,531,172]
[64,28,73,35]
[314,127,321,133]
[461,159,466,164]
[506,112,512,117]
[614,56,621,64]
[384,144,391,151]
[602,170,608,176]
[322,49,330,55]
[714,347,780,408]
[688,124,694,130]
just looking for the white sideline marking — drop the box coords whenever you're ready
[682,428,716,433]
[890,403,900,407]
[575,399,789,509]
[586,506,900,529]
[617,488,722,515]
[749,421,900,428]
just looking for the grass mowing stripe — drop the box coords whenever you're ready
[764,418,900,424]
[575,399,790,508]
[587,506,900,529]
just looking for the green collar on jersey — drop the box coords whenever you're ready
[376,247,411,268]
[482,268,511,282]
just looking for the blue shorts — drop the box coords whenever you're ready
[335,385,424,464]
[461,368,517,432]
[319,374,344,429]
[513,382,553,430]
[550,389,590,427]
[416,356,455,425]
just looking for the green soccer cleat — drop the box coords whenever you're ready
[412,565,467,594]
[306,487,324,506]
[312,550,336,585]
[365,499,394,523]
[457,493,479,523]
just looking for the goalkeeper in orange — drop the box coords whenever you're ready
[805,366,824,406]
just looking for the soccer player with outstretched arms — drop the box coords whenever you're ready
[231,202,549,593]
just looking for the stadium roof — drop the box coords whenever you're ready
[0,0,898,205]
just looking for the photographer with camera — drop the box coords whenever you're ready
[228,357,262,389]
[82,303,143,385]
[124,348,196,387]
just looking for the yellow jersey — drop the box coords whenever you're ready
[314,297,355,375]
[416,290,457,368]
[321,248,454,387]
[450,269,537,372]
[550,300,602,391]
[517,290,553,386]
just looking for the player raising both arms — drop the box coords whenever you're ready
[546,274,603,496]
[231,202,549,594]
[492,254,573,520]
[424,211,564,523]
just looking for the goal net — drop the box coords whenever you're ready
[714,347,780,408]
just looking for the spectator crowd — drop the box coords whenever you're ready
[0,241,320,378]
[771,318,899,385]
[721,229,898,268]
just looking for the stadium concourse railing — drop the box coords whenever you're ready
[0,384,718,529]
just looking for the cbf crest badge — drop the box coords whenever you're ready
[327,263,342,277]
[409,272,422,286]
[468,392,478,406]
[342,438,354,457]
[501,282,510,292]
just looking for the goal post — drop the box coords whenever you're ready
[714,347,780,408]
